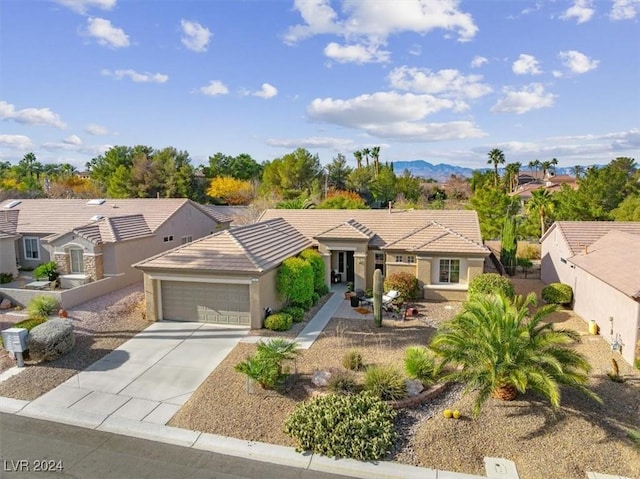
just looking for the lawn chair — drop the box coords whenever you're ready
[362,290,400,312]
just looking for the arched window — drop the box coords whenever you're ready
[69,248,84,273]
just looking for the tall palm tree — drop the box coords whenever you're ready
[528,159,540,178]
[527,188,554,237]
[571,164,585,180]
[430,293,600,416]
[540,160,552,179]
[371,146,381,177]
[487,148,505,186]
[504,162,521,193]
[550,158,558,175]
[353,150,363,169]
[361,147,371,168]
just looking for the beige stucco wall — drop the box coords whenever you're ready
[541,227,574,285]
[0,238,19,277]
[572,265,639,366]
[317,239,369,291]
[257,267,286,328]
[17,234,50,270]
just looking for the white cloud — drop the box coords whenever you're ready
[199,80,229,96]
[63,135,82,145]
[0,100,66,128]
[561,0,595,23]
[85,123,109,135]
[610,0,640,20]
[0,134,33,150]
[388,67,492,101]
[408,44,422,56]
[101,69,168,83]
[249,83,278,99]
[512,54,542,75]
[86,17,129,48]
[491,83,556,114]
[364,121,486,142]
[180,20,211,52]
[557,50,599,75]
[324,42,390,64]
[266,137,355,149]
[54,0,116,14]
[471,56,488,68]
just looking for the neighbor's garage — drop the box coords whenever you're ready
[160,281,250,325]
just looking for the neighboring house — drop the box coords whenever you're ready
[510,174,577,205]
[134,209,488,329]
[260,209,490,302]
[135,218,311,328]
[0,198,230,295]
[540,221,640,365]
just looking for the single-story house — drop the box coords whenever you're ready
[260,209,489,302]
[0,198,231,289]
[134,218,312,328]
[540,221,640,365]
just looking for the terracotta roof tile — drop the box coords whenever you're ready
[383,221,488,254]
[315,219,375,241]
[543,221,640,256]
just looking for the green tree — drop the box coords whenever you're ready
[206,152,262,181]
[353,150,363,169]
[487,148,505,186]
[361,147,371,168]
[528,159,541,176]
[527,189,554,237]
[468,187,514,240]
[429,293,600,416]
[371,145,381,176]
[261,148,322,198]
[611,194,640,221]
[370,166,397,206]
[318,191,367,209]
[346,166,374,202]
[571,164,585,179]
[326,154,352,191]
[395,169,422,202]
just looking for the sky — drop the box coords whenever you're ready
[0,0,639,172]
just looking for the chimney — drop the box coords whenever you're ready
[388,201,392,213]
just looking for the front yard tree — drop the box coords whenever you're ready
[430,293,600,416]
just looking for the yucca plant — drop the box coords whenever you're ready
[429,293,601,416]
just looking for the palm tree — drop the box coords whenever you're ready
[429,293,600,416]
[571,165,585,180]
[353,150,363,169]
[504,162,521,193]
[371,146,381,177]
[361,147,371,168]
[550,158,558,175]
[528,159,540,178]
[527,188,554,237]
[487,148,505,186]
[540,160,552,179]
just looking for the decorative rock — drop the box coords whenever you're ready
[311,370,332,387]
[27,319,75,362]
[406,379,424,397]
[0,298,12,310]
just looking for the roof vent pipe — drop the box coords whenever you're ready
[388,201,392,213]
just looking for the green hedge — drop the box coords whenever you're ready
[468,273,515,300]
[299,249,326,294]
[277,257,314,308]
[264,313,293,331]
[281,306,305,323]
[541,283,573,305]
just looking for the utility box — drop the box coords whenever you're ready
[2,327,28,353]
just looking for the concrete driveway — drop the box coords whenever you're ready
[18,322,248,427]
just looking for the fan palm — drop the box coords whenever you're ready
[487,148,505,186]
[429,293,600,416]
[527,188,554,237]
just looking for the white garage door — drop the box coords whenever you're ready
[161,281,251,325]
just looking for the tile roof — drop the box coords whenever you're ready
[0,210,19,235]
[542,221,640,256]
[135,217,312,273]
[259,209,487,254]
[71,214,152,244]
[0,198,225,239]
[194,204,233,224]
[383,221,488,254]
[314,219,375,241]
[569,230,640,299]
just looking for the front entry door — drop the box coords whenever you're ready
[337,251,355,283]
[346,251,355,283]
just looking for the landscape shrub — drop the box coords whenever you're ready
[27,295,60,320]
[468,273,515,300]
[541,283,573,305]
[342,349,364,371]
[299,249,326,293]
[282,306,305,323]
[364,364,408,401]
[264,313,293,332]
[291,297,313,311]
[0,272,13,284]
[27,318,75,362]
[517,257,533,269]
[277,257,314,308]
[311,292,320,305]
[404,346,439,386]
[235,339,299,390]
[517,243,541,260]
[33,261,59,281]
[383,272,420,300]
[327,370,359,395]
[316,284,330,296]
[283,391,397,461]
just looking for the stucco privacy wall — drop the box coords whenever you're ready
[0,237,18,277]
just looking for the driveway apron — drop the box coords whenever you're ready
[20,322,248,426]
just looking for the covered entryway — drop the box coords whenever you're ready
[160,281,250,325]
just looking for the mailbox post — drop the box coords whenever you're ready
[1,327,28,367]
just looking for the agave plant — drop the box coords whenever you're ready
[429,293,601,416]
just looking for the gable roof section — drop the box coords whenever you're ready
[259,209,486,254]
[542,221,640,256]
[135,217,312,273]
[0,198,223,238]
[71,214,152,244]
[193,203,233,224]
[314,219,375,241]
[0,210,19,236]
[383,221,488,255]
[569,230,640,299]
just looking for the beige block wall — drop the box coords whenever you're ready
[54,252,71,275]
[0,238,18,277]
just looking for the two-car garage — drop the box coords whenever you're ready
[160,281,251,326]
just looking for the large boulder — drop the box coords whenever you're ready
[27,319,75,362]
[0,298,12,310]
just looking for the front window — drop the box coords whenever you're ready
[439,259,460,283]
[23,237,40,260]
[407,255,416,264]
[70,248,84,273]
[181,235,193,245]
[395,255,403,263]
[374,252,385,275]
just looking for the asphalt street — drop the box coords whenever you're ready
[0,413,355,479]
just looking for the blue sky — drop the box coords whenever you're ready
[1,0,638,171]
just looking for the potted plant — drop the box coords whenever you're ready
[345,282,354,299]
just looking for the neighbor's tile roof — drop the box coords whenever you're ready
[259,209,487,254]
[0,209,19,235]
[314,219,375,241]
[72,214,153,244]
[569,230,640,299]
[0,198,224,240]
[542,221,640,256]
[383,221,488,254]
[134,217,312,273]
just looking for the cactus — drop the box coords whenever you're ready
[373,269,383,327]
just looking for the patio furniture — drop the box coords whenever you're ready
[362,290,400,311]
